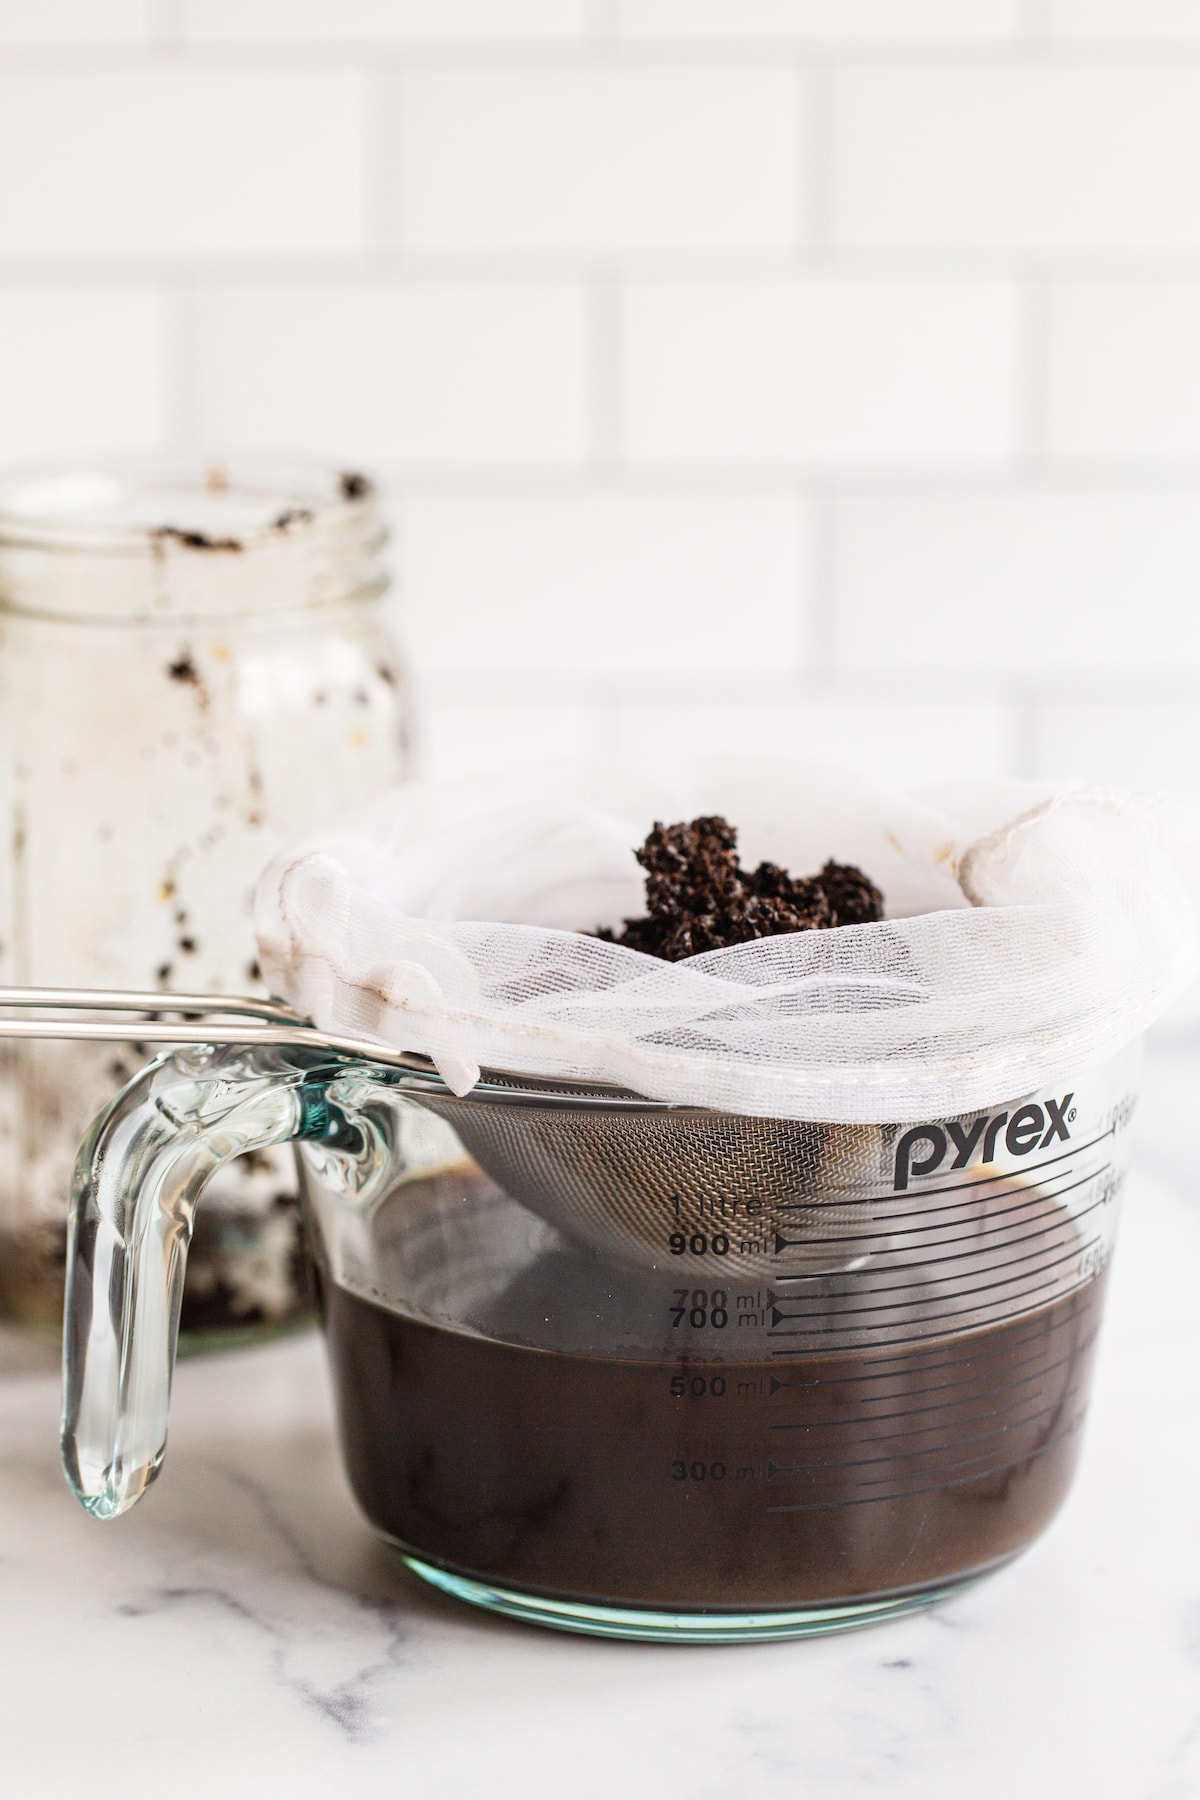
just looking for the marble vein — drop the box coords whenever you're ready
[0,1036,1198,1800]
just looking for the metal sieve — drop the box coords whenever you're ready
[0,985,885,1274]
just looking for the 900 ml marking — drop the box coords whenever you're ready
[669,1231,730,1256]
[671,1288,728,1328]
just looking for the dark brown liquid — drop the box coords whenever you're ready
[322,1268,1107,1612]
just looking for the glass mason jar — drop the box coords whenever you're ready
[0,456,413,1339]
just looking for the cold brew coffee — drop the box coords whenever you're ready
[314,1164,1108,1614]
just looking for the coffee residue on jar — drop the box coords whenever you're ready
[164,649,213,716]
[150,525,243,553]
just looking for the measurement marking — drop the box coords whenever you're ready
[775,1129,1114,1215]
[770,1260,1101,1346]
[765,1416,1085,1512]
[771,1165,1113,1253]
[767,1337,1098,1435]
[766,1298,1094,1384]
[769,1229,1099,1317]
[767,1375,1089,1455]
[835,1377,1089,1454]
[771,1186,1108,1284]
[765,1392,1081,1482]
[777,1147,1114,1231]
[772,1185,1106,1277]
[767,1284,1096,1358]
[771,1187,1055,1252]
[768,1325,1098,1410]
[766,1261,1093,1342]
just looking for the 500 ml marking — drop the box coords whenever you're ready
[669,1371,766,1399]
[670,1374,728,1397]
[1079,1240,1111,1281]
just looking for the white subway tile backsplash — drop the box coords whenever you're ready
[614,691,1017,785]
[833,492,1200,675]
[1048,2,1200,39]
[616,1,1021,43]
[1032,697,1200,796]
[0,20,1199,804]
[0,288,167,460]
[399,494,810,677]
[418,688,603,783]
[183,0,588,40]
[0,0,152,41]
[394,69,804,255]
[1047,280,1200,464]
[622,278,1020,468]
[0,72,368,258]
[834,68,1200,253]
[195,283,590,468]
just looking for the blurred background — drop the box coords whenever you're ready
[1,2,1198,795]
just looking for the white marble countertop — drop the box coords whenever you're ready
[2,1039,1199,1800]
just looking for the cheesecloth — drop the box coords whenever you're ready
[253,764,1197,1126]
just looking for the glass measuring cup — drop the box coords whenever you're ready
[61,1038,1140,1643]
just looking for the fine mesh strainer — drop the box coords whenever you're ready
[405,1089,888,1273]
[0,985,887,1275]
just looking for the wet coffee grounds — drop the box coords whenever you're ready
[598,815,883,960]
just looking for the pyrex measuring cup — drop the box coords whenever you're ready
[61,1036,1140,1643]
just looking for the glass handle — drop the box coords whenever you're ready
[60,1049,311,1520]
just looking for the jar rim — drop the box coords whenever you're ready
[0,452,380,558]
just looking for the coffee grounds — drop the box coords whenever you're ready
[598,816,883,960]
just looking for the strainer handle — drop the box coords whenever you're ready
[60,1046,341,1520]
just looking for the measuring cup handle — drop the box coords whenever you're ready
[60,1046,327,1520]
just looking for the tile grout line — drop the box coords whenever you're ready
[587,0,620,50]
[1018,267,1052,476]
[8,44,1200,72]
[49,463,1200,499]
[365,64,400,268]
[590,689,623,761]
[588,269,623,478]
[1017,0,1052,48]
[1010,688,1041,779]
[804,56,833,255]
[806,485,837,676]
[150,0,185,51]
[164,279,199,450]
[415,666,1200,706]
[11,251,1200,283]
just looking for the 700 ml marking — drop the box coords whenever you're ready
[670,1288,729,1328]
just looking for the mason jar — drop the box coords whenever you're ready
[0,456,413,1340]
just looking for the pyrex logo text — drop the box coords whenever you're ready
[892,1095,1074,1192]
